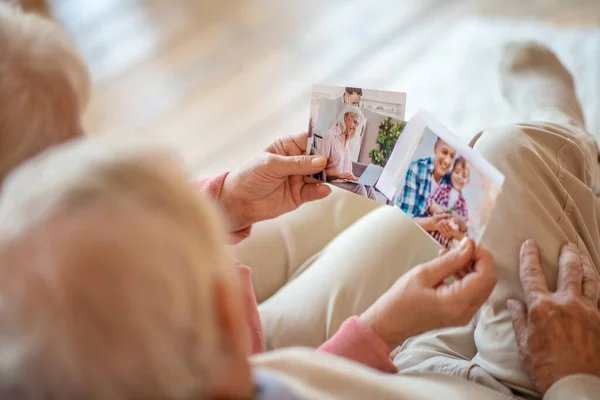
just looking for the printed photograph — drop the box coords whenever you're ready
[306,84,407,155]
[307,98,407,203]
[392,123,504,249]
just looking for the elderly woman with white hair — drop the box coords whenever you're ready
[318,106,376,200]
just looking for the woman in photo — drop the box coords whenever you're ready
[426,156,471,249]
[319,106,376,200]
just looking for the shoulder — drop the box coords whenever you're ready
[415,157,432,166]
[409,157,431,172]
[321,129,335,144]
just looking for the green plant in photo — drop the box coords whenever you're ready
[369,118,407,167]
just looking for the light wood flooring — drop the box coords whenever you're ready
[17,0,600,177]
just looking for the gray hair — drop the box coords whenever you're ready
[0,138,234,399]
[0,4,90,184]
[336,105,365,139]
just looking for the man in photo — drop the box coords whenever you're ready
[310,87,364,142]
[395,137,457,239]
[426,156,471,249]
[319,106,376,200]
[336,87,363,106]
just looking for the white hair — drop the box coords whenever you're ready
[0,138,235,399]
[336,105,365,139]
[0,4,90,183]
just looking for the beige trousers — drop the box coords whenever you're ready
[234,185,440,349]
[235,98,600,398]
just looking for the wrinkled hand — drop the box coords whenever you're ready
[360,238,496,349]
[220,132,331,231]
[508,240,600,394]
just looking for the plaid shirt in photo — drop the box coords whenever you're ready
[396,157,451,218]
[427,183,469,249]
[427,183,469,219]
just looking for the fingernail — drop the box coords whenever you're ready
[520,239,535,256]
[459,237,469,251]
[311,156,327,167]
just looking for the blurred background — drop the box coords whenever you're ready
[17,0,600,177]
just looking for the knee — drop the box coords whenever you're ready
[472,125,538,172]
[472,123,584,172]
[366,187,376,200]
[473,123,593,187]
[355,185,368,197]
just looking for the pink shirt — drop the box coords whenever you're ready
[319,123,353,177]
[196,174,397,373]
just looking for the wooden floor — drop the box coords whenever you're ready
[20,0,600,177]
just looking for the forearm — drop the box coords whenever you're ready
[325,168,342,180]
[318,317,397,373]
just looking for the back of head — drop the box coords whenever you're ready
[0,4,90,184]
[0,139,234,399]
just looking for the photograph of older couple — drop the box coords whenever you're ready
[309,98,406,203]
[395,128,501,249]
[307,85,406,143]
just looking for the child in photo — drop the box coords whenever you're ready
[426,156,471,249]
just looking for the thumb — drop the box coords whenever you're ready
[507,299,528,352]
[300,182,332,203]
[420,237,474,286]
[269,154,327,177]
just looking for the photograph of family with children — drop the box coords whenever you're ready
[308,97,407,203]
[394,127,503,249]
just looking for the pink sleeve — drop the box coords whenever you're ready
[195,173,252,243]
[236,264,264,355]
[318,316,397,373]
